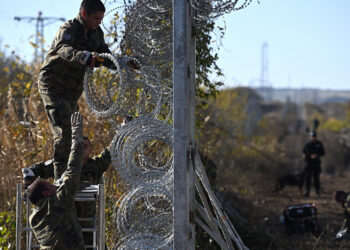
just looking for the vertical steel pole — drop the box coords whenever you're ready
[26,200,31,250]
[173,0,196,248]
[98,183,105,250]
[16,183,22,250]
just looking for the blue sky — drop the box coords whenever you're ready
[1,0,349,90]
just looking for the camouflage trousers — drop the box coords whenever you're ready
[39,87,80,181]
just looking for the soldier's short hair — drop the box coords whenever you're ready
[80,0,106,15]
[27,179,49,205]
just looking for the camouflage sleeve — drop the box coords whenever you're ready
[56,142,83,204]
[91,147,111,176]
[54,26,91,66]
[29,159,54,179]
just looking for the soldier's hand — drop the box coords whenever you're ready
[22,168,36,189]
[90,52,104,67]
[311,154,317,159]
[71,112,84,143]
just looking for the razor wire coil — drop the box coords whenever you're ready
[84,0,258,248]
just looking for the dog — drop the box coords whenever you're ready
[275,171,305,194]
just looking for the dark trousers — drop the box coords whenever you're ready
[305,164,321,194]
[39,89,79,181]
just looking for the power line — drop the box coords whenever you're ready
[14,11,65,64]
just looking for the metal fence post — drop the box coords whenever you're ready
[16,183,22,250]
[98,182,105,250]
[173,0,196,248]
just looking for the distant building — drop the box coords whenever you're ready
[254,87,350,104]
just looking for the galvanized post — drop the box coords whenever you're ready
[173,0,196,248]
[26,201,31,250]
[16,183,22,250]
[98,183,105,250]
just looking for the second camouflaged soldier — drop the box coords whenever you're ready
[27,112,85,249]
[23,136,111,246]
[38,0,112,181]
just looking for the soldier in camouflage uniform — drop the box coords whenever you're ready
[23,136,111,246]
[38,0,113,181]
[27,112,85,249]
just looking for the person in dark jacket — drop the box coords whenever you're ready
[302,131,325,197]
[27,112,85,249]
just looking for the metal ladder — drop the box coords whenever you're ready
[15,182,106,249]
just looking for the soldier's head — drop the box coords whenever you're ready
[83,136,92,164]
[80,0,105,30]
[309,131,317,142]
[334,190,346,204]
[27,179,57,205]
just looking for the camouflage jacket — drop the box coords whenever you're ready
[29,147,111,217]
[38,14,110,98]
[29,142,85,249]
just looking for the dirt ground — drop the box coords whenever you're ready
[259,172,350,249]
[231,172,350,249]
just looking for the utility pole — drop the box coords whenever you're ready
[14,11,65,64]
[260,42,273,102]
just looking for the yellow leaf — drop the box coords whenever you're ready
[3,67,9,72]
[29,42,38,48]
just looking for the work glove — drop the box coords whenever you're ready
[93,52,105,67]
[71,112,84,143]
[22,168,36,189]
[84,52,104,67]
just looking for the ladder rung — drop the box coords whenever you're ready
[75,198,97,201]
[78,217,95,222]
[84,245,97,249]
[81,227,98,232]
[75,192,97,196]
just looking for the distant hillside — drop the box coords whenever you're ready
[254,87,350,104]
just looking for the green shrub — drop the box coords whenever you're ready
[0,210,16,250]
[322,118,349,132]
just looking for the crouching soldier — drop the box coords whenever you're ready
[334,190,350,241]
[27,112,85,249]
[23,136,111,246]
